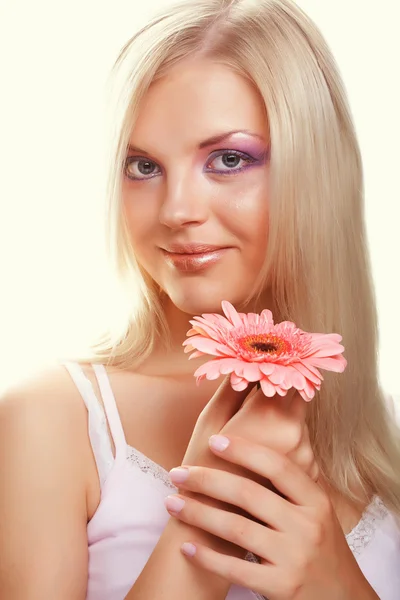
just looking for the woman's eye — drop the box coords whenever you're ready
[206,151,255,174]
[124,157,161,180]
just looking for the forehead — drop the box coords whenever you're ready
[130,59,268,151]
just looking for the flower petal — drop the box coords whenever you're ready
[306,356,347,373]
[260,378,277,397]
[183,335,235,357]
[187,351,204,360]
[259,363,275,376]
[293,361,323,385]
[239,362,262,382]
[260,309,274,326]
[230,373,249,391]
[200,313,234,330]
[221,301,244,328]
[267,365,286,385]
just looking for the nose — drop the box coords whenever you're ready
[158,169,209,230]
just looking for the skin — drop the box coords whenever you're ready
[0,58,376,599]
[124,59,376,597]
[123,59,271,319]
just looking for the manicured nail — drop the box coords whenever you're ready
[164,495,186,514]
[169,467,189,484]
[209,434,230,452]
[181,542,197,557]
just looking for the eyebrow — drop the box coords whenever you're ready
[127,130,265,155]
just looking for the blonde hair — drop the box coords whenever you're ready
[90,0,400,513]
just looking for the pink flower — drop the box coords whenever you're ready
[183,301,347,401]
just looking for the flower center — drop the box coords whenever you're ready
[241,333,289,356]
[251,341,278,353]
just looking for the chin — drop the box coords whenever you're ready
[165,284,245,316]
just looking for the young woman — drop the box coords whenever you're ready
[1,0,399,599]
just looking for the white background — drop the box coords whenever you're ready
[0,0,399,394]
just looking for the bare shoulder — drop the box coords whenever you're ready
[0,363,91,425]
[0,362,96,491]
[0,362,95,497]
[0,364,94,597]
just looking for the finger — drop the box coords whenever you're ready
[164,493,279,561]
[209,434,324,507]
[180,542,284,598]
[286,425,318,478]
[201,376,256,429]
[169,465,293,531]
[287,390,307,425]
[229,389,306,455]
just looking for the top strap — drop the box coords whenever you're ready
[64,361,115,487]
[92,364,127,460]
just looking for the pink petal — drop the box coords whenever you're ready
[260,378,278,397]
[188,322,223,341]
[298,388,312,402]
[267,365,286,385]
[193,360,223,380]
[301,380,316,401]
[306,356,347,373]
[188,351,204,360]
[218,359,243,374]
[275,386,289,397]
[260,309,274,326]
[310,332,343,343]
[304,333,345,358]
[237,313,249,328]
[259,363,275,376]
[193,358,245,379]
[230,373,249,391]
[200,313,234,330]
[186,328,198,336]
[293,361,323,385]
[221,301,244,328]
[237,362,262,382]
[183,335,235,357]
[246,313,260,327]
[287,368,307,391]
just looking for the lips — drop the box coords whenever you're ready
[163,243,226,255]
[161,243,230,272]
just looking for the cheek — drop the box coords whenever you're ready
[215,174,269,248]
[122,187,159,247]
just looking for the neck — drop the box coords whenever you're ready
[138,292,276,377]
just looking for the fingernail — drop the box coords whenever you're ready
[164,495,186,514]
[209,434,230,452]
[169,467,189,484]
[181,542,197,557]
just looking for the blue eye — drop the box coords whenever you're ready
[205,150,258,175]
[124,157,161,180]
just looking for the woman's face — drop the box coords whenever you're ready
[123,59,270,315]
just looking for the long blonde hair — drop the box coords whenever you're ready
[90,0,400,513]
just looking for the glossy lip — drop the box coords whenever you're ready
[162,243,226,254]
[161,244,230,272]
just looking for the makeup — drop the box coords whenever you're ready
[161,245,230,273]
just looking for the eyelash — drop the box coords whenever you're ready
[123,149,260,181]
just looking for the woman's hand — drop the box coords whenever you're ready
[165,436,378,600]
[183,377,318,483]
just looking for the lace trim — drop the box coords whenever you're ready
[125,445,389,561]
[242,496,389,600]
[126,445,177,491]
[245,552,266,599]
[345,495,389,556]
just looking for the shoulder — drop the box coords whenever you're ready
[0,363,90,427]
[0,365,93,595]
[0,363,94,482]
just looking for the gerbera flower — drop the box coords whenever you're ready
[183,301,347,401]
